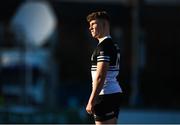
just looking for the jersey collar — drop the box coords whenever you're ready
[98,35,111,43]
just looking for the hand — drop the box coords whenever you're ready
[86,102,94,115]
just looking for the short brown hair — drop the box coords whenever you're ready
[86,11,110,23]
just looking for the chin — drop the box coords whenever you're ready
[91,34,96,38]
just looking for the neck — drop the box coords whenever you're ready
[97,32,110,41]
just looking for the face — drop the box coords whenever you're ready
[89,19,104,39]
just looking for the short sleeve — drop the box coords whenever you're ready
[96,44,111,62]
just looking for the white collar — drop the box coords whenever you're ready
[98,35,111,43]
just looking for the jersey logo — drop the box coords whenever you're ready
[99,51,104,56]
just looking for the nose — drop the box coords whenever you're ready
[89,26,92,30]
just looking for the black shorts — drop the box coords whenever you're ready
[93,92,124,121]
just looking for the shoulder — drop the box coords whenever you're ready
[96,38,115,56]
[98,38,114,49]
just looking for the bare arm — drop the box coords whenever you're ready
[86,61,109,114]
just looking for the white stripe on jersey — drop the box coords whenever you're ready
[97,56,110,62]
[91,65,119,69]
[97,59,110,62]
[97,56,110,59]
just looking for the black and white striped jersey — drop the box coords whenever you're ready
[91,37,122,95]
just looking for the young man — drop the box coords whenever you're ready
[86,11,124,124]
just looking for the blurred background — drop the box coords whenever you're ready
[0,0,180,124]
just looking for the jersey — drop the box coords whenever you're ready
[91,37,122,95]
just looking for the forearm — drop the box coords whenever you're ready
[88,77,105,104]
[88,61,109,105]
